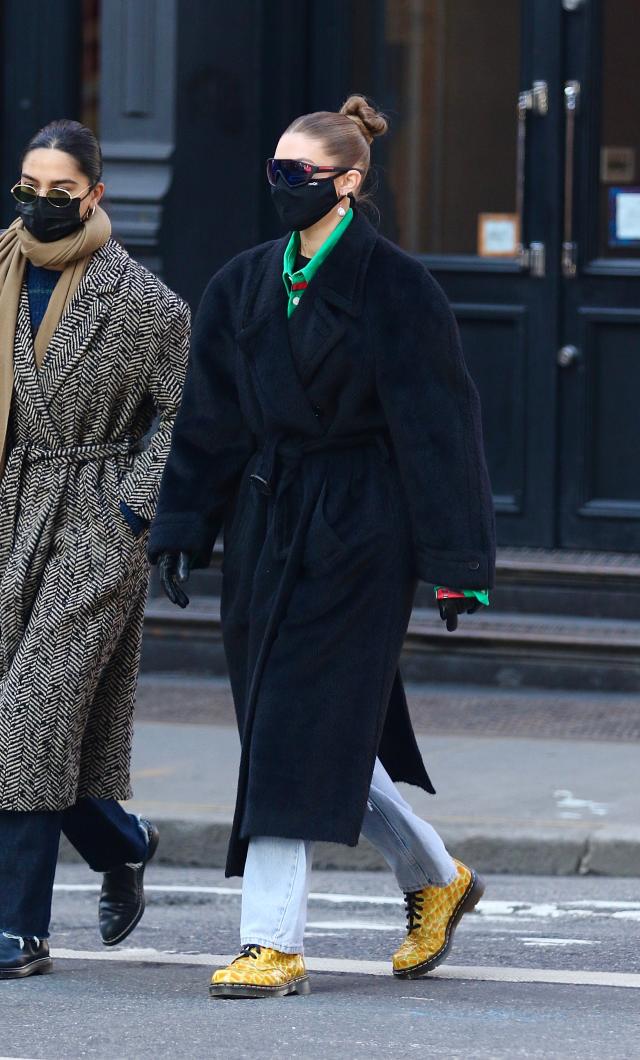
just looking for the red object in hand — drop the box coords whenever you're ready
[436,588,479,632]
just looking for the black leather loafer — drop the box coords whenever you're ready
[0,933,53,979]
[99,818,159,946]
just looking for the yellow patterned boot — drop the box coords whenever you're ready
[392,859,485,979]
[209,944,311,999]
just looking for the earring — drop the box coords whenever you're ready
[337,206,346,217]
[83,204,96,223]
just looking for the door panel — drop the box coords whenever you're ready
[455,304,528,517]
[560,0,640,550]
[343,0,562,548]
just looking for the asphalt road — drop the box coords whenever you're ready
[0,866,638,1060]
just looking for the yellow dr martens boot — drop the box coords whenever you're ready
[392,859,485,979]
[209,944,311,999]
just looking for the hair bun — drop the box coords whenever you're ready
[339,95,388,145]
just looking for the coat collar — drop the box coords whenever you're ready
[30,239,130,404]
[237,210,379,429]
[312,206,378,317]
[242,207,379,330]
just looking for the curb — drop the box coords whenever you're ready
[58,820,640,877]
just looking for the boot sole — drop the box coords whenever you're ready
[393,870,486,980]
[101,823,160,948]
[0,957,53,980]
[209,975,311,999]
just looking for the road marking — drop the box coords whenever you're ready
[49,947,640,989]
[306,920,399,932]
[553,790,608,819]
[52,884,640,921]
[519,937,596,948]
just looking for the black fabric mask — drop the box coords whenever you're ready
[16,195,86,244]
[270,175,340,231]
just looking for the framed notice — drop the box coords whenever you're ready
[600,146,636,184]
[477,213,520,257]
[609,187,640,247]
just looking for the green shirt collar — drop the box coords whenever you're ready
[282,207,354,315]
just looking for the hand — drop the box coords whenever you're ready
[436,589,480,632]
[158,551,191,609]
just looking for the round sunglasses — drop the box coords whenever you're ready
[266,158,363,188]
[11,182,94,208]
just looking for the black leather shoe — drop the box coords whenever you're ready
[99,818,159,947]
[0,933,53,979]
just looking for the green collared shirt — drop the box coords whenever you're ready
[282,207,354,317]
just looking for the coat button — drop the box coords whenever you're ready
[292,296,300,306]
[468,560,480,570]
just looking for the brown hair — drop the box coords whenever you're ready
[285,95,388,197]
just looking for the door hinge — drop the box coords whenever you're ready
[519,241,546,278]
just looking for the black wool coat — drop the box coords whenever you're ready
[149,209,495,876]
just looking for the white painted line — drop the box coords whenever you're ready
[49,947,640,990]
[53,883,400,905]
[53,885,640,921]
[306,920,399,933]
[519,938,596,948]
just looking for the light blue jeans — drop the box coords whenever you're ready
[240,758,457,954]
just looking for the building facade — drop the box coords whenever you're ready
[1,0,639,556]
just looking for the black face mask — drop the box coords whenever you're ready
[270,175,340,231]
[16,195,86,244]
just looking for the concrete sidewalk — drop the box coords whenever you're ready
[61,707,640,876]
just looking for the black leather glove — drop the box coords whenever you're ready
[437,591,481,632]
[158,551,191,609]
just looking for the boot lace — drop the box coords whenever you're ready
[233,944,262,963]
[404,891,424,934]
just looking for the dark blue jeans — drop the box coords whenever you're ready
[0,798,148,938]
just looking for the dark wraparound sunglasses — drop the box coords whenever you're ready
[11,182,95,208]
[266,158,363,188]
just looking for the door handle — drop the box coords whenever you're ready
[557,344,580,368]
[515,81,548,276]
[562,81,581,278]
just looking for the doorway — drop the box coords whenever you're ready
[338,0,640,552]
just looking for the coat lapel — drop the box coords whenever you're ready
[237,212,379,431]
[236,240,324,436]
[286,209,378,385]
[37,240,128,404]
[14,289,61,446]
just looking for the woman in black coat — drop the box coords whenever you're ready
[150,95,495,999]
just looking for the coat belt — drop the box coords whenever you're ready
[14,438,139,467]
[0,437,139,575]
[249,431,389,497]
[0,438,140,670]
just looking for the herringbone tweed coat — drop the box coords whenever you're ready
[0,238,189,811]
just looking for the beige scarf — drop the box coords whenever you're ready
[0,205,111,473]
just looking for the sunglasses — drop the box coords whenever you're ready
[11,182,94,208]
[266,158,362,188]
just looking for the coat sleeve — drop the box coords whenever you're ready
[118,295,191,524]
[148,269,256,567]
[371,262,496,590]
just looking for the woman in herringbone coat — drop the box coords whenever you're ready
[0,120,189,979]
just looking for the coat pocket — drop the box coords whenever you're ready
[303,483,348,576]
[303,466,397,579]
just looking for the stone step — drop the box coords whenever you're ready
[148,546,640,621]
[141,594,640,692]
